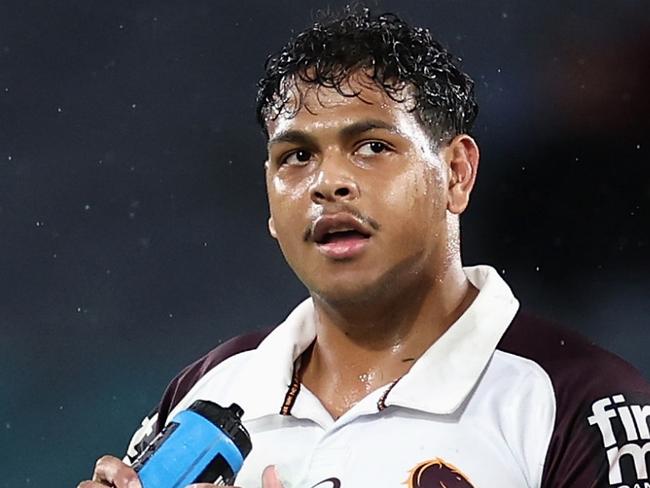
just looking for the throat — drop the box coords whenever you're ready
[299,339,411,420]
[301,267,479,418]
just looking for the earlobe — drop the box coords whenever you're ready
[268,217,277,239]
[446,135,479,215]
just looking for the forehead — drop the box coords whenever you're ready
[265,73,423,139]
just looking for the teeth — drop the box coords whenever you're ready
[327,227,354,234]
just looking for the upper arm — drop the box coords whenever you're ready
[541,364,650,487]
[498,312,650,488]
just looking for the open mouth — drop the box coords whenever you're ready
[313,227,372,259]
[316,229,370,245]
[309,212,375,259]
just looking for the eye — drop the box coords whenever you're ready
[281,149,313,166]
[356,141,390,156]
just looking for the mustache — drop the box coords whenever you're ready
[303,203,381,242]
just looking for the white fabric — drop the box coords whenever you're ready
[164,265,556,488]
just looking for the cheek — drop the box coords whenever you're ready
[267,174,313,242]
[376,161,447,255]
[381,161,442,216]
[270,172,312,200]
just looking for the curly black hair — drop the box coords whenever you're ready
[255,8,478,145]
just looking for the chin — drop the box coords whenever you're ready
[312,288,378,309]
[293,250,431,305]
[306,269,395,307]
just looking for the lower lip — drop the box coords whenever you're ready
[316,236,370,259]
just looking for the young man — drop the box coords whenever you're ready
[79,10,650,488]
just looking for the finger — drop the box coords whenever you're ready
[92,455,141,488]
[262,465,284,488]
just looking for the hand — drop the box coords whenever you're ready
[186,465,284,488]
[77,455,141,488]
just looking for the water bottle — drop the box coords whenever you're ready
[131,400,252,487]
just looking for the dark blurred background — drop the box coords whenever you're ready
[0,0,648,485]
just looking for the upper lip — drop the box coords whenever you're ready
[310,213,374,244]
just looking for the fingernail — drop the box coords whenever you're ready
[263,465,282,487]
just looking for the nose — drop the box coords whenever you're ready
[309,163,360,204]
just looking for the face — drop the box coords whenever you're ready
[264,73,478,305]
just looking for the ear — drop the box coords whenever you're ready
[444,134,479,215]
[268,216,278,239]
[264,159,278,239]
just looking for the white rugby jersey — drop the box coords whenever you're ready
[125,266,650,488]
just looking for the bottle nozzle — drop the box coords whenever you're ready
[229,403,244,418]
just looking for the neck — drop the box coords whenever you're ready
[301,259,478,417]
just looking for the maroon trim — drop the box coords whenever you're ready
[280,365,302,415]
[281,341,315,416]
[154,327,274,433]
[377,376,403,411]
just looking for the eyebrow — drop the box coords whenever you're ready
[267,130,315,148]
[340,119,400,139]
[267,118,400,148]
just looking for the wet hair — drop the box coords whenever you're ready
[255,8,478,145]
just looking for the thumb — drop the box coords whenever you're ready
[262,465,284,488]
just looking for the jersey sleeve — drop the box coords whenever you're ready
[540,354,650,488]
[499,312,650,488]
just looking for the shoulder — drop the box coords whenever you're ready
[155,327,275,431]
[498,311,650,487]
[498,311,647,397]
[124,327,274,464]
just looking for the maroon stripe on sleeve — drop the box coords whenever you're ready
[154,327,274,433]
[498,312,650,488]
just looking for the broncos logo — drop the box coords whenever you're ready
[404,458,474,487]
[310,478,341,488]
